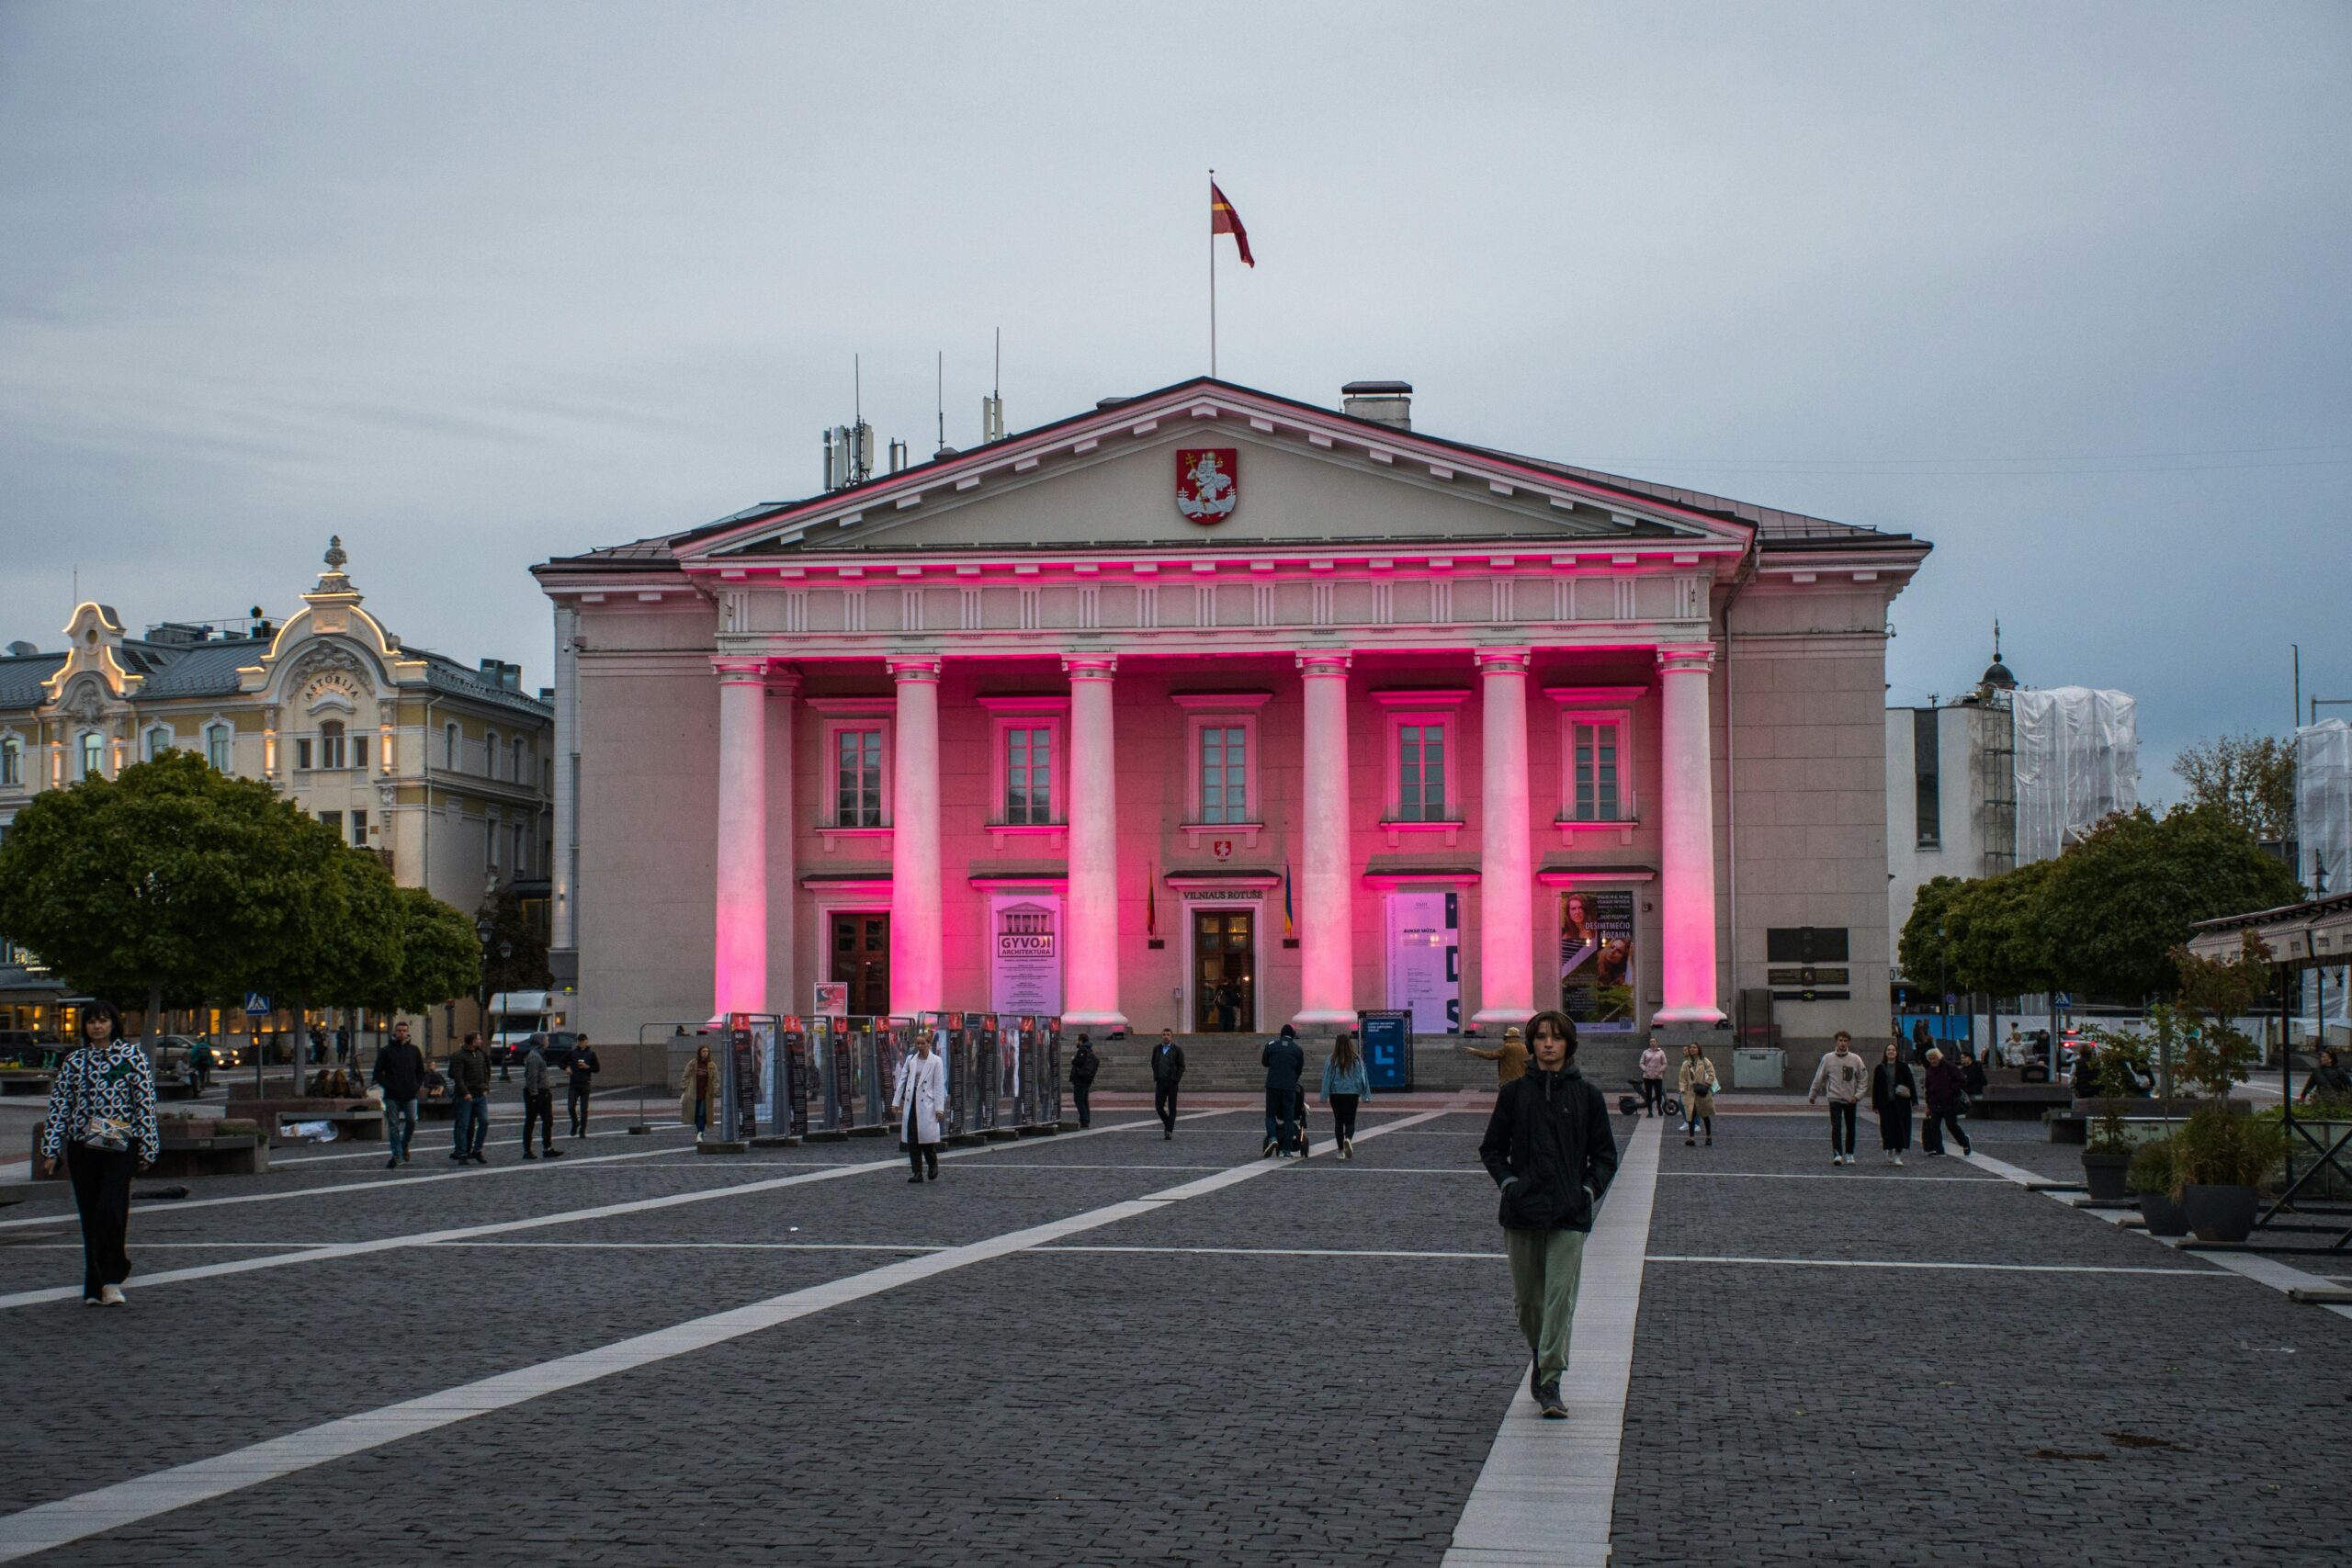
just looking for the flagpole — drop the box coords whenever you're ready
[1208,168,1217,378]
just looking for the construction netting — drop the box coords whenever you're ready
[2011,686,2140,864]
[2295,720,2350,1032]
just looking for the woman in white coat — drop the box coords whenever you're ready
[892,1032,949,1183]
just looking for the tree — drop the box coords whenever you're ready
[386,886,481,1014]
[0,752,319,1033]
[1945,858,2059,998]
[475,884,549,999]
[2172,734,2296,844]
[1898,875,1968,988]
[2038,806,2302,1001]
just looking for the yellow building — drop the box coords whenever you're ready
[0,540,552,1048]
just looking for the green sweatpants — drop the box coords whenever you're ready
[1505,1225,1588,1380]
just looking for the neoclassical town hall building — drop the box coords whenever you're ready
[536,378,1927,1062]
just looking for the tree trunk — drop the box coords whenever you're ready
[145,977,164,1067]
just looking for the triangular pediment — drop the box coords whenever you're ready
[677,380,1751,563]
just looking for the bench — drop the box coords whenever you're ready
[148,1131,269,1179]
[0,1070,54,1097]
[1971,1084,2074,1121]
[283,1108,386,1145]
[2046,1099,2248,1144]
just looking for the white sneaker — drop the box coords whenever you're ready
[99,1284,127,1307]
[1894,1156,1905,1167]
[1831,1154,1843,1166]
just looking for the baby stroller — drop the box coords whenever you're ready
[1293,1088,1310,1157]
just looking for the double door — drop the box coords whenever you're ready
[831,913,889,1018]
[1192,909,1255,1033]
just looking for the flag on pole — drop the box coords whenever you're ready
[1147,864,1158,938]
[1283,861,1295,935]
[1211,180,1254,266]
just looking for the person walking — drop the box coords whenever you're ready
[2004,1023,2025,1066]
[334,1022,352,1066]
[1871,1041,1917,1167]
[449,1032,492,1165]
[1320,1031,1372,1159]
[372,1020,425,1169]
[1262,1023,1306,1156]
[187,1038,213,1094]
[1808,1031,1868,1167]
[680,1042,718,1135]
[1677,1043,1718,1146]
[1068,1032,1099,1129]
[2300,1046,2351,1102]
[1477,1010,1618,1421]
[519,1037,563,1158]
[1637,1032,1668,1118]
[36,1001,157,1307]
[1960,1047,1989,1101]
[1922,1047,1973,1156]
[1150,1028,1185,1141]
[1464,1025,1530,1088]
[566,1034,600,1138]
[892,1030,947,1182]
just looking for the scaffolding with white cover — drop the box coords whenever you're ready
[2294,719,2350,1033]
[2011,687,2140,864]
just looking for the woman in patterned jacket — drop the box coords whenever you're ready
[36,1001,158,1306]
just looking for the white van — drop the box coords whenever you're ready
[487,990,575,1064]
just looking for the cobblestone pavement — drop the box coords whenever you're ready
[3,1094,2347,1565]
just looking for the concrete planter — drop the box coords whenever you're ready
[2081,1148,2133,1201]
[2135,1189,2190,1237]
[2182,1184,2259,1244]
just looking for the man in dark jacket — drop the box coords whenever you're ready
[1262,1024,1306,1156]
[449,1032,492,1165]
[1068,1033,1099,1128]
[566,1034,600,1138]
[1477,1010,1619,1420]
[371,1020,426,1169]
[1150,1028,1185,1141]
[520,1038,564,1159]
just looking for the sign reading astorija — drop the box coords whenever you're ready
[989,896,1063,1017]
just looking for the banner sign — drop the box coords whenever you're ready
[988,895,1063,1016]
[1359,1010,1412,1092]
[1559,888,1637,1032]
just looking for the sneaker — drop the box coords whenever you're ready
[1894,1155,1905,1167]
[523,1149,539,1159]
[545,1147,566,1158]
[1704,1134,1713,1145]
[907,1174,924,1183]
[386,1156,400,1169]
[99,1284,127,1307]
[1162,1129,1171,1141]
[1536,1380,1566,1419]
[1831,1154,1843,1166]
[448,1152,465,1162]
[1685,1135,1696,1146]
[1263,1139,1277,1157]
[471,1153,488,1165]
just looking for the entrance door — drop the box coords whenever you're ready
[1192,909,1256,1033]
[831,913,890,1018]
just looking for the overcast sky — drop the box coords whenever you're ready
[4,1,2346,792]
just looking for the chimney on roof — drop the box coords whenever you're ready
[1340,380,1413,432]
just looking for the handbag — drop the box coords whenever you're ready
[76,1113,133,1153]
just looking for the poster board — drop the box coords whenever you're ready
[1559,888,1637,1033]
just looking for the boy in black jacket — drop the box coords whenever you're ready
[1477,1010,1618,1420]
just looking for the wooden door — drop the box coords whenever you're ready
[831,913,890,1018]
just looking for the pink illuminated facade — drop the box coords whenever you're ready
[536,378,1928,1065]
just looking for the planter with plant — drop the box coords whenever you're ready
[2078,1031,2153,1200]
[2126,1137,2188,1235]
[2171,1104,2287,1243]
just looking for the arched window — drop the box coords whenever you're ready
[319,720,345,771]
[145,726,174,761]
[512,737,525,783]
[1,736,20,787]
[78,732,103,780]
[444,722,458,769]
[205,723,232,773]
[485,728,501,779]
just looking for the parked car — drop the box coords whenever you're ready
[0,1030,62,1072]
[497,1032,582,1071]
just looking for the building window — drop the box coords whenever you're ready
[350,809,368,847]
[1,737,19,787]
[512,738,526,783]
[1173,694,1270,832]
[834,728,884,828]
[319,810,343,839]
[1914,708,1940,849]
[1569,719,1623,820]
[1002,725,1053,824]
[78,732,104,780]
[1200,726,1248,822]
[205,724,232,773]
[444,722,458,769]
[1397,723,1448,821]
[352,734,369,771]
[145,726,174,761]
[295,738,312,772]
[487,812,501,871]
[485,729,501,779]
[513,821,526,873]
[319,721,345,771]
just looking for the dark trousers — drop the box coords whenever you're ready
[1154,1082,1179,1133]
[523,1089,553,1152]
[1071,1083,1091,1127]
[1927,1106,1971,1154]
[1827,1101,1858,1156]
[904,1106,938,1178]
[1880,1102,1914,1151]
[1640,1078,1663,1116]
[567,1083,592,1136]
[1329,1093,1360,1142]
[66,1143,135,1300]
[1264,1088,1299,1151]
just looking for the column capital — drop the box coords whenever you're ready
[1295,650,1352,679]
[1655,643,1717,676]
[887,655,944,682]
[1060,652,1118,680]
[712,656,771,685]
[1473,648,1532,676]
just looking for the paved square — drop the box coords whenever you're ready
[0,1091,2346,1565]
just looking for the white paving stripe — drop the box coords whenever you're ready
[0,1108,1450,1560]
[1657,1169,2002,1183]
[1442,1115,1661,1568]
[1645,1254,2224,1276]
[0,1111,1249,1310]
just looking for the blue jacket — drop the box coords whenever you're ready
[1262,1036,1305,1092]
[1320,1058,1373,1100]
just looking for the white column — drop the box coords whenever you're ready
[711,657,769,1018]
[1062,654,1128,1032]
[764,668,798,1018]
[1472,649,1534,1029]
[1294,651,1355,1028]
[1656,643,1724,1023]
[888,657,944,1018]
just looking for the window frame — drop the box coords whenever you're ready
[144,725,175,762]
[808,699,896,850]
[484,728,501,780]
[444,722,459,771]
[1172,691,1272,850]
[319,720,346,772]
[350,807,368,848]
[0,734,20,788]
[1546,685,1645,846]
[975,695,1068,847]
[204,722,232,773]
[78,730,105,781]
[1370,688,1470,849]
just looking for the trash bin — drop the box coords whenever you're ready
[1732,1045,1785,1089]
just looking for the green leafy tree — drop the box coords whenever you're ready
[2168,933,2271,1097]
[2172,734,2296,844]
[2038,807,2301,1001]
[243,808,403,1042]
[1944,859,2060,998]
[0,752,315,1034]
[1897,875,1968,988]
[387,886,481,1014]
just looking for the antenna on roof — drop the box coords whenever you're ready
[820,355,874,491]
[981,328,1005,443]
[935,350,951,459]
